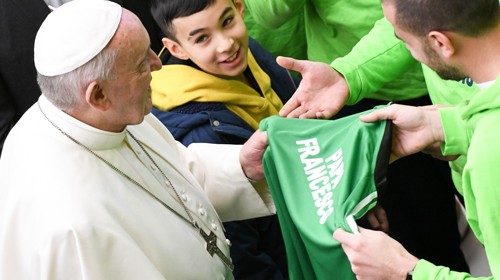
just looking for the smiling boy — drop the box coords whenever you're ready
[149,0,296,278]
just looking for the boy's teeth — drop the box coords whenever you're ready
[226,51,237,62]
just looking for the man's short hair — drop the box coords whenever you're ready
[151,0,217,40]
[385,0,498,37]
[37,46,118,110]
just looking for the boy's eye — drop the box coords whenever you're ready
[222,16,234,27]
[195,34,209,44]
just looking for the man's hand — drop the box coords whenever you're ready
[333,227,418,280]
[364,205,389,233]
[240,130,268,181]
[360,104,445,162]
[277,56,349,119]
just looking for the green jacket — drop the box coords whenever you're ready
[331,17,480,105]
[332,16,498,279]
[331,16,480,190]
[244,4,307,60]
[244,0,427,101]
[415,78,500,280]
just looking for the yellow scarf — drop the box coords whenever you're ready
[151,50,283,130]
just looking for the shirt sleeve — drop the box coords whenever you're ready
[439,106,470,156]
[179,142,275,221]
[463,111,500,279]
[330,18,424,104]
[413,259,492,280]
[142,114,275,221]
[413,111,500,280]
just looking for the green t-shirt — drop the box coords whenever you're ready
[260,110,391,279]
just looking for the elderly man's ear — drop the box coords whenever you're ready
[85,81,111,111]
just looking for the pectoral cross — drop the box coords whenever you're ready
[199,228,234,271]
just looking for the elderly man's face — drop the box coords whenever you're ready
[102,10,162,130]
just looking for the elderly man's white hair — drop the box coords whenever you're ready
[35,0,122,110]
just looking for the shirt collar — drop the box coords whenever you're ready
[38,94,126,150]
[477,80,495,89]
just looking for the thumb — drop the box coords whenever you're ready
[357,226,369,234]
[253,130,268,149]
[359,111,387,123]
[359,106,396,123]
[333,228,355,246]
[276,56,306,73]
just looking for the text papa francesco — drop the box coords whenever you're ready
[296,138,344,225]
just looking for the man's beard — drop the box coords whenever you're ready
[423,43,466,81]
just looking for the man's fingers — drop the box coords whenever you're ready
[367,213,381,230]
[359,106,397,123]
[279,96,300,117]
[316,111,326,119]
[285,106,309,118]
[298,110,320,119]
[276,56,306,73]
[251,129,268,147]
[333,228,356,247]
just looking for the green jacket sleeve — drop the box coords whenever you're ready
[330,18,424,104]
[414,82,500,279]
[244,0,304,29]
[413,259,492,280]
[439,106,470,156]
[461,110,500,280]
[418,110,500,280]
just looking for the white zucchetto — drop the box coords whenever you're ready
[34,0,122,76]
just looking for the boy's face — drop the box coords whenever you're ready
[164,0,248,78]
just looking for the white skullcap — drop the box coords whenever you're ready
[34,0,122,76]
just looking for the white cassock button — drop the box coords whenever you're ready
[211,221,218,231]
[225,239,232,246]
[150,163,157,171]
[198,207,206,216]
[181,193,188,202]
[213,120,220,127]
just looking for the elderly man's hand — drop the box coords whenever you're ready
[277,56,349,119]
[240,130,268,181]
[333,227,418,280]
[360,104,447,162]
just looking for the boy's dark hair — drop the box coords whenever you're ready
[151,0,217,40]
[383,0,498,37]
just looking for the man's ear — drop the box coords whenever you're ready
[162,37,189,60]
[427,31,455,59]
[85,81,110,111]
[234,0,245,17]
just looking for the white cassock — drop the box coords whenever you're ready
[0,95,275,279]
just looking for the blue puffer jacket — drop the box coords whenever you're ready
[152,38,297,146]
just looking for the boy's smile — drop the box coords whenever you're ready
[164,0,249,79]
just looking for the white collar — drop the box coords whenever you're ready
[39,94,126,150]
[477,80,495,89]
